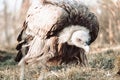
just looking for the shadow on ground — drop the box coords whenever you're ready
[0,50,17,67]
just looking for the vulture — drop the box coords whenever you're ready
[15,0,99,80]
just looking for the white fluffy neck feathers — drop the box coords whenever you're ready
[58,25,90,52]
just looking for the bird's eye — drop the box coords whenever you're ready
[77,38,81,41]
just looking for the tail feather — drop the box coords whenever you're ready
[16,40,26,50]
[15,50,23,62]
[15,21,33,62]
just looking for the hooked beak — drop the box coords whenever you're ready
[83,44,90,53]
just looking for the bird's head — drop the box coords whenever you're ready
[70,30,90,53]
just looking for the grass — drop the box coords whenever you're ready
[0,48,120,80]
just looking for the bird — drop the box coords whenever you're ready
[15,0,99,80]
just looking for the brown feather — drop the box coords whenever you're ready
[16,0,99,67]
[16,1,99,79]
[47,43,88,66]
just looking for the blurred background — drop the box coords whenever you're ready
[0,0,120,51]
[0,0,120,79]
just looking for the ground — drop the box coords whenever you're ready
[0,47,120,80]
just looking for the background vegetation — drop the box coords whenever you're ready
[0,0,120,80]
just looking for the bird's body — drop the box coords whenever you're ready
[15,0,99,79]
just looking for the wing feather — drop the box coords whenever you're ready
[16,0,99,66]
[25,2,68,38]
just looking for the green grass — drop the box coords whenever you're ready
[0,49,120,80]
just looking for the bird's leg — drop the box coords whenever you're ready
[26,36,58,64]
[24,37,58,80]
[19,61,25,80]
[41,36,58,56]
[37,37,58,80]
[49,37,58,55]
[35,37,58,62]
